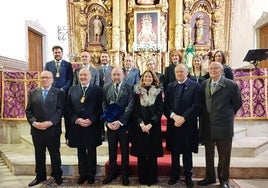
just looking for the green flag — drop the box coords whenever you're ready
[184,42,195,73]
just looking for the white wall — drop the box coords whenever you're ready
[0,0,69,63]
[231,0,268,68]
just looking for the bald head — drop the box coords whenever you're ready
[111,66,124,84]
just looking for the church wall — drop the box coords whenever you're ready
[0,0,69,65]
[231,0,268,68]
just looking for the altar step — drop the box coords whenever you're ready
[1,132,268,178]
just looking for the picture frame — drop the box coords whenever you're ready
[134,10,160,51]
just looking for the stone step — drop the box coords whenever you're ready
[1,143,268,179]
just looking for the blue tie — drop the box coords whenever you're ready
[42,89,48,102]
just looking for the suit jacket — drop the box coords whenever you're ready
[44,60,73,93]
[200,76,242,141]
[164,64,176,90]
[155,72,165,89]
[25,87,65,136]
[73,66,100,86]
[123,67,140,86]
[102,81,134,130]
[66,84,103,148]
[164,78,201,153]
[99,65,113,87]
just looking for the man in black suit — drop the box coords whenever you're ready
[164,63,201,187]
[123,54,140,86]
[26,70,65,186]
[73,51,100,86]
[66,68,103,185]
[198,62,242,188]
[102,67,134,186]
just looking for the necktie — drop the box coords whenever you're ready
[115,83,119,99]
[82,86,87,92]
[42,89,48,102]
[103,66,107,75]
[211,82,217,94]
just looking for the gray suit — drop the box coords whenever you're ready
[200,76,242,184]
[73,66,100,86]
[99,65,113,87]
[102,81,134,178]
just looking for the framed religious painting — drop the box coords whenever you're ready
[134,10,160,51]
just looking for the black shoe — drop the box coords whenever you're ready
[88,177,95,184]
[221,182,230,188]
[197,178,216,186]
[77,176,88,184]
[102,175,117,184]
[28,177,47,187]
[147,179,157,186]
[168,177,179,185]
[185,177,194,188]
[122,176,130,186]
[55,177,63,185]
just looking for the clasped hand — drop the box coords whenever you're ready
[76,118,92,127]
[172,114,185,127]
[33,121,52,130]
[140,123,152,134]
[107,121,121,130]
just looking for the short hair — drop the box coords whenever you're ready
[52,45,63,52]
[140,70,160,88]
[101,50,110,57]
[175,63,189,73]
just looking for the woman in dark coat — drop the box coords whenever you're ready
[214,50,234,80]
[130,70,163,186]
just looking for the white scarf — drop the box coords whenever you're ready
[135,85,161,106]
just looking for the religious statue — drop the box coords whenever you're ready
[137,14,157,43]
[194,15,205,44]
[92,15,103,43]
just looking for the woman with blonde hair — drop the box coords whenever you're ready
[188,54,209,84]
[130,70,163,186]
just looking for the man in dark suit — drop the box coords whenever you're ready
[98,51,114,88]
[44,45,73,93]
[123,54,140,86]
[73,51,100,86]
[102,66,134,186]
[25,70,65,187]
[198,62,242,188]
[66,68,102,185]
[164,63,201,187]
[164,50,183,90]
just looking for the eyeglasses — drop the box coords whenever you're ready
[40,76,52,79]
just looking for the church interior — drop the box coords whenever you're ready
[0,0,268,187]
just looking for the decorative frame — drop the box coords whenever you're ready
[134,10,160,51]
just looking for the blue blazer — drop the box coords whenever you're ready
[44,60,73,93]
[123,67,140,86]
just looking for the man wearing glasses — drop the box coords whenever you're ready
[26,71,65,186]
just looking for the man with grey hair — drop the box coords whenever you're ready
[198,61,242,188]
[164,63,201,187]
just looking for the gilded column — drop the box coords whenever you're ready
[175,0,183,50]
[112,0,120,51]
[168,0,176,50]
[120,0,127,54]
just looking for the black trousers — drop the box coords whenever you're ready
[170,151,193,179]
[77,147,97,178]
[107,128,129,177]
[204,138,232,183]
[137,156,157,184]
[32,134,62,180]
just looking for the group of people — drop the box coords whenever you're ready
[25,46,242,188]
